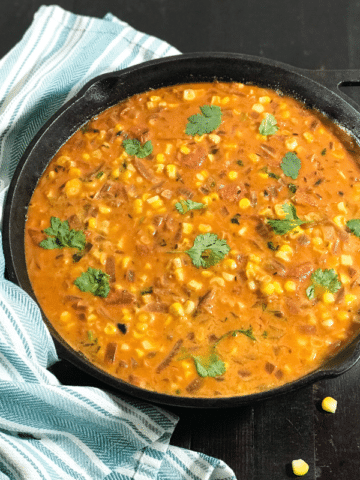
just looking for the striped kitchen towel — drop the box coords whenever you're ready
[0,6,236,480]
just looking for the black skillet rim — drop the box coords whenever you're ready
[3,52,360,408]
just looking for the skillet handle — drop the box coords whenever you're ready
[303,69,360,113]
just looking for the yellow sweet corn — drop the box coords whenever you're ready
[292,459,309,476]
[321,396,337,413]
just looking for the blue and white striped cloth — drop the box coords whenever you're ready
[0,6,237,480]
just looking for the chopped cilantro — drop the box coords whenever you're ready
[259,114,279,136]
[306,268,341,300]
[267,203,308,235]
[288,183,298,194]
[140,286,153,295]
[230,213,241,225]
[74,267,110,297]
[185,105,222,136]
[193,352,226,378]
[185,233,231,268]
[268,172,280,180]
[39,217,85,251]
[236,160,244,166]
[122,138,153,158]
[321,148,327,156]
[267,241,279,251]
[346,219,360,238]
[95,171,104,179]
[280,151,301,180]
[175,199,206,214]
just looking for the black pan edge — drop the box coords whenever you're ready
[3,52,360,408]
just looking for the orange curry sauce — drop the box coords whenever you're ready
[25,82,360,397]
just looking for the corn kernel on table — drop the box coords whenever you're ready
[2,1,360,479]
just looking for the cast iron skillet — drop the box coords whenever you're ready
[3,53,360,408]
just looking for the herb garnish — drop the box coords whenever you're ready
[280,151,301,180]
[192,327,256,378]
[236,160,244,166]
[184,233,231,268]
[267,241,279,251]
[74,267,110,297]
[306,268,342,300]
[95,171,104,179]
[259,114,279,136]
[346,219,360,238]
[185,105,222,136]
[175,199,206,214]
[39,217,85,251]
[140,286,153,295]
[288,183,298,194]
[122,138,153,158]
[267,203,309,235]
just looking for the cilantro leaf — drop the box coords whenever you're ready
[346,219,360,238]
[267,203,308,235]
[39,217,85,251]
[306,268,341,300]
[259,114,279,136]
[175,199,206,214]
[185,233,230,268]
[74,267,110,297]
[123,138,153,158]
[192,352,226,378]
[185,105,222,136]
[280,151,301,180]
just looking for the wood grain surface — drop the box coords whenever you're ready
[3,1,360,478]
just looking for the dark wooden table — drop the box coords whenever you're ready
[2,1,360,478]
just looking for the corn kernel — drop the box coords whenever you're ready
[64,178,82,196]
[258,172,268,179]
[209,134,221,144]
[273,281,283,294]
[321,396,337,413]
[228,170,238,180]
[104,323,118,335]
[239,198,251,209]
[169,302,185,317]
[60,311,71,322]
[303,132,314,143]
[292,459,309,476]
[99,205,111,214]
[284,280,297,292]
[146,195,163,209]
[337,201,347,213]
[210,276,226,287]
[322,319,334,327]
[156,153,165,163]
[174,268,185,282]
[285,137,298,150]
[323,292,335,304]
[333,215,345,227]
[259,96,271,104]
[135,322,148,332]
[88,217,97,229]
[181,223,193,235]
[345,294,357,305]
[261,282,275,295]
[166,164,177,179]
[182,301,195,315]
[201,270,213,278]
[337,310,350,321]
[248,153,259,163]
[183,89,196,100]
[224,259,237,270]
[249,254,261,264]
[180,145,190,155]
[247,280,257,290]
[188,280,203,291]
[222,272,235,281]
[341,254,353,266]
[252,103,264,113]
[198,224,212,233]
[122,256,131,268]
